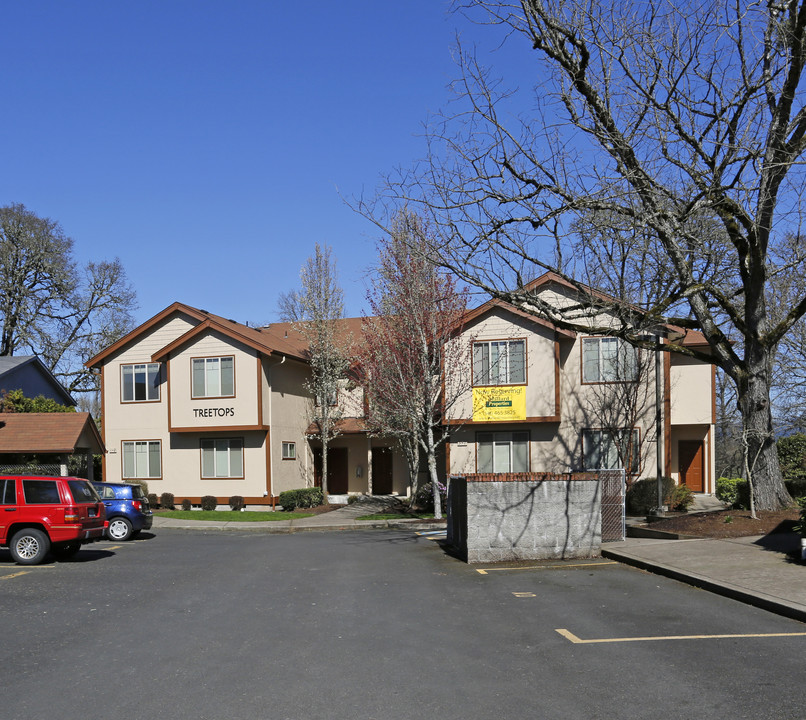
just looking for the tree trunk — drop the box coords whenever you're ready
[424,423,442,520]
[737,358,791,511]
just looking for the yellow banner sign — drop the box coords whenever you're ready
[473,386,526,422]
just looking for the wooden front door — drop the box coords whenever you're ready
[313,448,349,494]
[678,440,705,492]
[371,447,393,495]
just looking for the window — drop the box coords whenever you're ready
[473,340,526,386]
[282,442,296,460]
[192,356,234,398]
[123,441,162,479]
[314,386,338,407]
[477,431,529,473]
[22,479,61,504]
[201,438,244,478]
[121,363,160,402]
[582,429,640,473]
[582,337,637,383]
[0,478,15,505]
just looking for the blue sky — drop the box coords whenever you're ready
[0,1,487,326]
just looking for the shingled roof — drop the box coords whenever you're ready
[0,413,104,454]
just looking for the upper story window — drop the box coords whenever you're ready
[121,363,160,402]
[192,356,234,398]
[473,339,526,386]
[582,337,637,383]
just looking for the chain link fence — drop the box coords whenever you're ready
[600,468,626,542]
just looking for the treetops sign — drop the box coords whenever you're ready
[472,386,526,422]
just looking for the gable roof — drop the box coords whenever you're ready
[0,412,104,454]
[460,297,577,338]
[0,355,76,406]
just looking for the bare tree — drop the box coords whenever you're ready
[0,204,137,394]
[277,289,305,323]
[365,0,806,509]
[357,212,470,518]
[296,243,350,499]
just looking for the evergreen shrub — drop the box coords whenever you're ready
[160,492,175,510]
[229,495,245,511]
[278,487,323,511]
[200,495,218,511]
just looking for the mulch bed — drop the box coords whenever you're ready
[646,508,800,539]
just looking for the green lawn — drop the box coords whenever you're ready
[153,510,313,521]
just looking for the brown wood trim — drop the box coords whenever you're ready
[445,438,451,476]
[169,424,269,433]
[554,339,561,418]
[265,428,272,499]
[707,425,713,494]
[100,365,107,482]
[711,364,716,424]
[447,415,560,426]
[166,356,173,429]
[257,356,264,427]
[664,350,672,477]
[85,302,208,368]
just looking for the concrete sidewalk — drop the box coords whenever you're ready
[603,533,806,622]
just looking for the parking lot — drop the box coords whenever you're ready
[2,528,805,720]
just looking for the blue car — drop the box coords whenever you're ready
[91,482,153,541]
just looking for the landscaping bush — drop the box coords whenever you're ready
[668,483,695,512]
[625,476,675,515]
[785,478,806,501]
[777,433,806,483]
[229,495,245,511]
[181,498,192,511]
[160,492,175,510]
[200,495,218,511]
[715,477,750,509]
[278,487,323,511]
[413,480,447,512]
[132,479,149,496]
[148,493,159,508]
[795,497,806,537]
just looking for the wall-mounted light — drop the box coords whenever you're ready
[355,465,363,478]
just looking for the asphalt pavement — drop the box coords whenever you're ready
[152,500,806,623]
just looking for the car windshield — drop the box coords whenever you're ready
[67,480,100,504]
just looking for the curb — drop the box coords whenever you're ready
[602,547,806,623]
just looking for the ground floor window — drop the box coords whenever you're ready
[477,431,529,473]
[582,428,640,474]
[282,441,296,460]
[201,438,244,478]
[123,440,162,479]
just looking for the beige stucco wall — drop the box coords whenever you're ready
[167,330,260,430]
[670,355,713,425]
[102,313,196,486]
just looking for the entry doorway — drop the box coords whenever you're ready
[678,440,705,492]
[371,447,393,495]
[313,447,349,494]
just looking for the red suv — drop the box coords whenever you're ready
[0,476,107,565]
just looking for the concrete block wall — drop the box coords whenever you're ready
[447,474,602,563]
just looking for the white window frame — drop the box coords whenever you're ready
[473,339,526,386]
[201,438,244,478]
[581,337,638,383]
[122,440,162,479]
[582,428,640,474]
[477,431,530,473]
[192,356,235,398]
[121,363,160,402]
[282,442,296,460]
